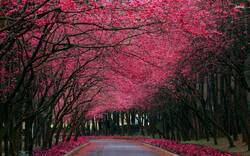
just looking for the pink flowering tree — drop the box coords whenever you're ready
[0,0,247,155]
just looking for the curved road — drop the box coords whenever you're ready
[72,139,176,156]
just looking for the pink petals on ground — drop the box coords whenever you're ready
[33,137,88,156]
[87,136,239,156]
[143,138,239,156]
[33,136,240,156]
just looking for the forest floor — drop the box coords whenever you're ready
[182,136,250,156]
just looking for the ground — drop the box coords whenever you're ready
[71,139,176,156]
[182,136,250,156]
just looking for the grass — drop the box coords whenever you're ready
[182,136,250,156]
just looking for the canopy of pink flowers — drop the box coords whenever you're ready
[0,0,241,119]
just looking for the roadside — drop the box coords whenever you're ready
[182,136,250,156]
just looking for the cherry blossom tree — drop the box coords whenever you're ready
[0,0,246,155]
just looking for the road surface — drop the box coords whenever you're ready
[71,139,175,156]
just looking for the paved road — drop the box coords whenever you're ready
[72,139,174,156]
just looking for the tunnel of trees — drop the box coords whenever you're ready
[0,0,249,155]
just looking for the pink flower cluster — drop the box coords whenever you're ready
[33,137,88,156]
[142,138,239,156]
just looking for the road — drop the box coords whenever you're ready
[71,139,176,156]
